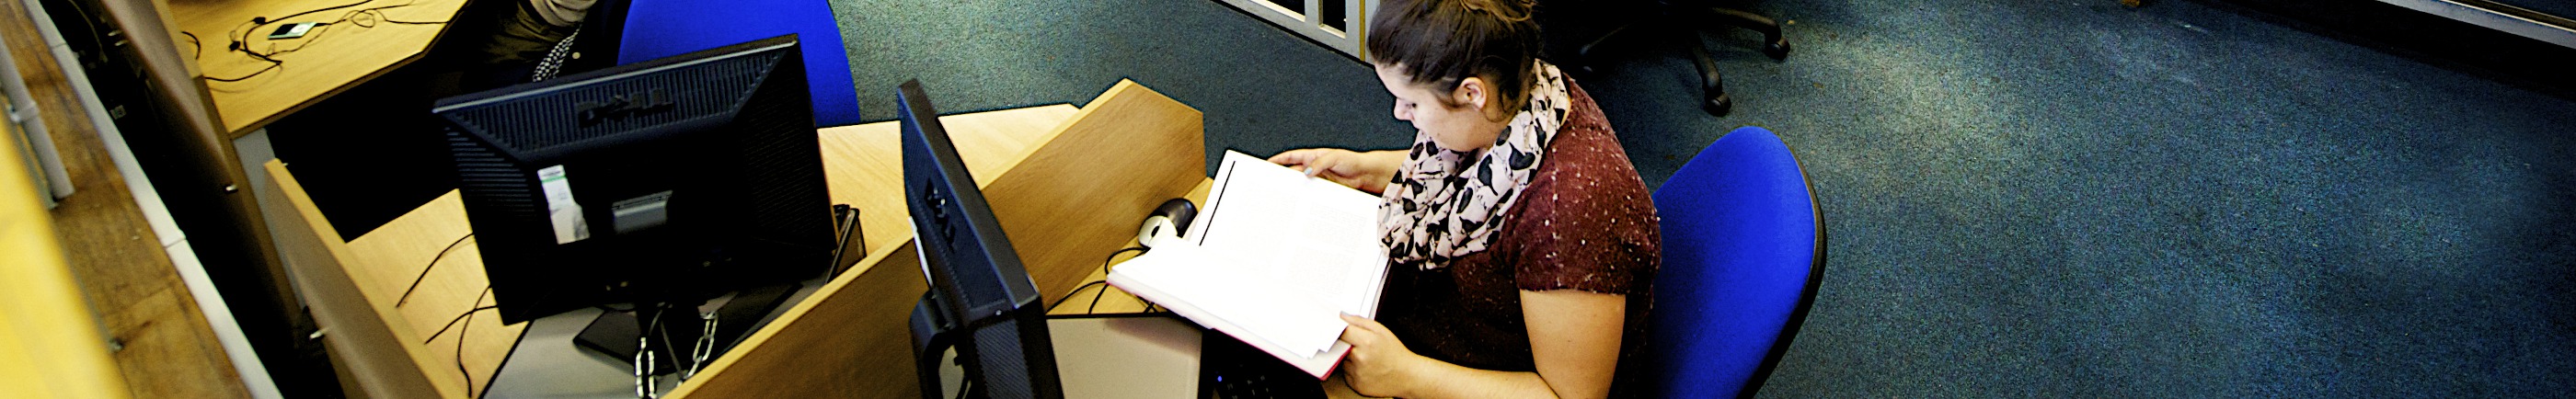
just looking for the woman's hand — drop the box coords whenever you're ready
[1340,314,1425,398]
[1271,149,1403,195]
[1339,305,1617,399]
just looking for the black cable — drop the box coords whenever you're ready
[1087,284,1118,314]
[240,22,339,58]
[1096,246,1148,313]
[824,205,858,280]
[201,56,282,82]
[49,0,117,67]
[1106,246,1148,263]
[1051,280,1106,311]
[421,288,496,344]
[456,287,489,397]
[633,302,696,381]
[221,0,371,49]
[204,0,443,84]
[655,306,692,377]
[357,9,447,25]
[181,31,201,60]
[340,7,447,27]
[420,305,496,343]
[1045,246,1149,314]
[252,0,374,30]
[397,234,475,306]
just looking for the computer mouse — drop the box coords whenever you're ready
[1136,199,1197,248]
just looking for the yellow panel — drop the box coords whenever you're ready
[1,115,132,398]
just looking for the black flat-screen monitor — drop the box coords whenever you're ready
[899,79,1061,399]
[433,35,834,324]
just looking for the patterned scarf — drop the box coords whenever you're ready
[1380,61,1572,270]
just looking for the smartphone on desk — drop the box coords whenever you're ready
[268,22,319,40]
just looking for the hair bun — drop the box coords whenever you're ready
[1458,0,1534,20]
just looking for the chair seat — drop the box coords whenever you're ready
[1639,127,1823,398]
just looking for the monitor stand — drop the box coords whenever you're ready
[570,282,802,374]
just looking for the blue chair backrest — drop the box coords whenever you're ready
[618,0,862,127]
[1640,127,1824,398]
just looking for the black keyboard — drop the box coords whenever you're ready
[1200,333,1325,399]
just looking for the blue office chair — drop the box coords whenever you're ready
[617,0,862,127]
[1638,126,1825,398]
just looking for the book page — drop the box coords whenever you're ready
[1189,152,1387,316]
[1110,245,1346,355]
[1109,151,1391,376]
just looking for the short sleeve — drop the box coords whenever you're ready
[1505,112,1660,295]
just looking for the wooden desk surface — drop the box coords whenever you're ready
[356,103,1092,394]
[815,104,1084,269]
[1046,179,1213,316]
[168,0,471,135]
[339,190,523,395]
[673,79,1205,398]
[354,104,1082,393]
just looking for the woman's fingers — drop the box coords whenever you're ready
[1341,314,1378,329]
[1270,148,1327,165]
[1272,149,1387,193]
[1340,314,1386,347]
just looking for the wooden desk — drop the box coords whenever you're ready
[678,78,1207,397]
[167,0,472,136]
[323,80,1207,397]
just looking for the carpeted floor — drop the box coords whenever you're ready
[828,0,2576,396]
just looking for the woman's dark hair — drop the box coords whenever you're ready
[1366,0,1542,117]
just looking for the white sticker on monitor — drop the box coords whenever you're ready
[538,165,590,244]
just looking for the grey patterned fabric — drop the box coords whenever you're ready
[529,28,580,82]
[1380,60,1574,270]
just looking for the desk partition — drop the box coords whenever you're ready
[668,78,1203,398]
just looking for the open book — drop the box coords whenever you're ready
[1106,151,1390,379]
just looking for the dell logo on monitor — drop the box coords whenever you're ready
[574,88,675,125]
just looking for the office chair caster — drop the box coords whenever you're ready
[1704,92,1733,116]
[1765,40,1792,60]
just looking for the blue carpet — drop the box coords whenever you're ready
[830,0,2576,395]
[827,0,1412,171]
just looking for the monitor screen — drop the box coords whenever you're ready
[433,35,834,324]
[901,79,1061,399]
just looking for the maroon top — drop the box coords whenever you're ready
[1377,79,1661,376]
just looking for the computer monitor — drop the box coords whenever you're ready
[899,79,1062,399]
[433,35,834,324]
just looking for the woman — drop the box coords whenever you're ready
[1269,0,1660,398]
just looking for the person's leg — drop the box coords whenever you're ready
[459,0,578,87]
[488,0,579,63]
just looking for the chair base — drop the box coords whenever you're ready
[1570,6,1789,117]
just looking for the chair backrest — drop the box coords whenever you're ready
[616,0,861,127]
[1639,127,1824,399]
[259,160,461,398]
